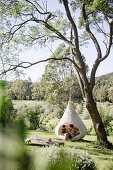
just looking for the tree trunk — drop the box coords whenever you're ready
[85,89,108,142]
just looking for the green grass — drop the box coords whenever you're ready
[13,100,47,109]
[13,100,113,170]
[26,129,113,170]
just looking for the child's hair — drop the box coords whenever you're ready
[62,124,66,128]
[69,124,74,128]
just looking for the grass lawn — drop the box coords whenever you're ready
[26,130,113,170]
[13,100,113,169]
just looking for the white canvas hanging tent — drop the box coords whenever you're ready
[55,100,87,141]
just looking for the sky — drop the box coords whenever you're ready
[18,0,113,82]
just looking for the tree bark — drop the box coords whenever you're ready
[85,88,108,142]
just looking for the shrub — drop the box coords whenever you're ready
[0,81,17,127]
[17,104,29,117]
[76,103,83,114]
[87,106,113,136]
[45,118,59,131]
[87,126,95,135]
[98,107,113,136]
[34,147,96,170]
[0,96,17,127]
[39,115,50,130]
[27,105,43,130]
[56,109,64,119]
[83,110,90,119]
[39,115,59,131]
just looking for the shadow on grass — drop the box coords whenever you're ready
[74,139,93,143]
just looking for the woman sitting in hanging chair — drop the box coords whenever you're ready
[68,124,80,139]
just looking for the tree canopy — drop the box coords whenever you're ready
[0,0,113,143]
[0,0,112,78]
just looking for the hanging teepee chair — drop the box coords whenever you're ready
[55,100,87,141]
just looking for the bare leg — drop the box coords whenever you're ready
[64,133,68,140]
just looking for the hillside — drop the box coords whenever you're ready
[96,72,113,83]
[93,72,113,102]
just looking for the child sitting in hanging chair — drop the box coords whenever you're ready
[61,124,68,140]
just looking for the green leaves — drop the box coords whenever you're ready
[86,0,113,18]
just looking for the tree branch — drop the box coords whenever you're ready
[0,57,79,76]
[4,19,33,42]
[100,21,113,62]
[62,0,79,50]
[82,4,103,88]
[62,0,87,75]
[34,19,76,48]
[25,0,52,23]
[103,13,111,28]
[90,21,113,88]
[82,4,102,59]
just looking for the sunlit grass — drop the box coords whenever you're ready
[13,100,113,170]
[26,130,113,170]
[12,100,47,109]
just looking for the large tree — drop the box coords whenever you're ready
[0,0,113,144]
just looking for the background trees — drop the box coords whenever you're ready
[93,73,113,102]
[8,79,32,100]
[40,43,82,108]
[7,72,113,105]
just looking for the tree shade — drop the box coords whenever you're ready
[55,100,87,141]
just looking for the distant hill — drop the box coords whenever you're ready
[95,72,113,86]
[94,72,113,102]
[96,72,113,81]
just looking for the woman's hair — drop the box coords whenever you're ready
[69,124,74,128]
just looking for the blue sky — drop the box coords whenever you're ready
[19,0,113,82]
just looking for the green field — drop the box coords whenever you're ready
[13,100,113,170]
[26,130,113,170]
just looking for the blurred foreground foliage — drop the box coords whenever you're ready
[0,121,31,170]
[0,80,17,127]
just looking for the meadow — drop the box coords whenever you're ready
[13,100,113,170]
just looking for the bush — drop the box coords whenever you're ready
[87,126,95,135]
[17,104,29,117]
[98,107,113,136]
[39,115,59,131]
[0,80,17,127]
[34,147,96,170]
[76,103,83,114]
[56,109,64,119]
[44,118,59,131]
[27,105,43,130]
[83,110,90,120]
